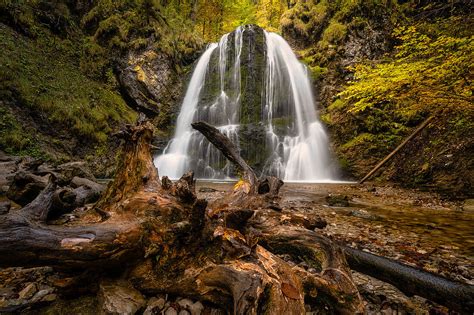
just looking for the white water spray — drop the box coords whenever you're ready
[155,26,335,181]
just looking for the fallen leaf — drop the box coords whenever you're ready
[281,282,300,300]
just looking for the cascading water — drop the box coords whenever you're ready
[155,25,336,181]
[154,42,218,179]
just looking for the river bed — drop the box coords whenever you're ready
[196,180,474,286]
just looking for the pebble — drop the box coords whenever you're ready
[31,289,52,303]
[18,283,37,300]
[42,293,57,302]
[179,310,190,315]
[189,301,204,315]
[165,307,178,315]
[144,297,166,315]
[177,298,193,309]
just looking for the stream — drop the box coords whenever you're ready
[196,180,474,286]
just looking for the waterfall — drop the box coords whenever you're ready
[154,42,218,179]
[262,31,333,181]
[155,25,336,181]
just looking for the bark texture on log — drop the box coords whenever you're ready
[0,118,361,313]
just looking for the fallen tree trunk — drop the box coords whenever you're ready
[344,246,474,314]
[0,118,364,314]
[192,121,259,194]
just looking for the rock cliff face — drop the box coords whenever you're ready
[278,1,472,197]
[0,1,202,177]
[196,25,268,172]
[117,48,194,124]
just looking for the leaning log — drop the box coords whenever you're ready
[191,121,259,193]
[359,116,435,184]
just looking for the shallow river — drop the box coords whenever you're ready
[196,180,474,283]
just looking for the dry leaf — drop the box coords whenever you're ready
[281,282,300,300]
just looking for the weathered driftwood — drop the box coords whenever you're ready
[0,119,364,314]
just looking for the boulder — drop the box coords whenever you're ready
[0,160,18,193]
[117,48,186,118]
[71,176,105,195]
[56,161,95,184]
[73,186,101,205]
[98,280,145,315]
[6,171,49,206]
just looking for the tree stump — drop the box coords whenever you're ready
[0,119,364,314]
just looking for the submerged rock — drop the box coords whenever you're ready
[326,194,350,207]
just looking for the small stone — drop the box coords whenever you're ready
[31,288,53,302]
[380,307,394,315]
[98,280,146,315]
[179,310,190,315]
[0,287,15,299]
[189,301,204,315]
[144,297,166,315]
[0,201,11,214]
[177,298,193,309]
[165,307,178,315]
[41,293,57,302]
[18,283,37,300]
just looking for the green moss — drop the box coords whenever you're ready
[341,133,375,150]
[271,117,292,128]
[0,106,44,158]
[0,23,136,155]
[328,99,346,111]
[322,20,347,44]
[309,65,328,81]
[320,113,332,125]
